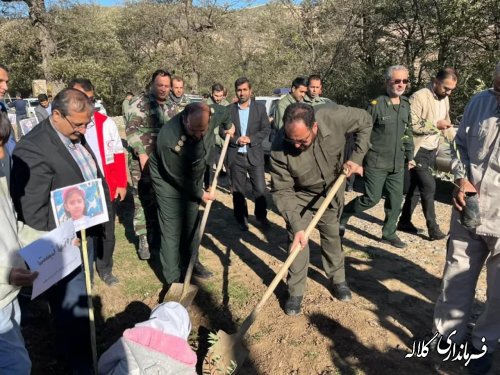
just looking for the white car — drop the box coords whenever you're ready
[4,97,39,119]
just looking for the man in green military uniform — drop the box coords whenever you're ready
[303,74,333,106]
[270,102,372,315]
[150,102,234,286]
[126,69,176,260]
[167,76,191,115]
[340,65,415,248]
[273,77,308,129]
[204,83,231,189]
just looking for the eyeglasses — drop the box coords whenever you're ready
[62,114,88,130]
[284,129,312,146]
[391,79,409,85]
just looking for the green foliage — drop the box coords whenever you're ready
[0,0,498,116]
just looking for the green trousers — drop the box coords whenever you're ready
[287,191,345,297]
[153,184,200,284]
[341,167,404,239]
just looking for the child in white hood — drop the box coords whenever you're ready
[98,302,197,374]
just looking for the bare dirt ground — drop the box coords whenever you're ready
[21,125,498,374]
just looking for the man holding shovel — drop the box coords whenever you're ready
[150,102,234,290]
[270,102,372,315]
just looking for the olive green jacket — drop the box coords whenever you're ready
[274,93,298,130]
[303,94,332,107]
[150,104,232,201]
[364,95,414,171]
[270,103,373,232]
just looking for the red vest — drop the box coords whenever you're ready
[93,111,127,199]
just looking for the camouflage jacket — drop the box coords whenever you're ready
[125,93,176,157]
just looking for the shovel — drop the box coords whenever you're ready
[164,133,231,307]
[203,172,347,374]
[80,228,98,374]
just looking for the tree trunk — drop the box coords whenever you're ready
[25,0,57,82]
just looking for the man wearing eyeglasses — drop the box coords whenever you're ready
[11,88,108,373]
[270,102,372,315]
[340,65,415,249]
[398,68,457,241]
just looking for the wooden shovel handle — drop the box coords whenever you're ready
[182,133,231,296]
[237,172,347,337]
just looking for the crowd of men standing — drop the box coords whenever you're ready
[0,60,499,374]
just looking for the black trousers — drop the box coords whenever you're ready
[400,148,438,230]
[229,152,267,223]
[95,199,116,276]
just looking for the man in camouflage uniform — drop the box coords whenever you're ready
[168,76,191,115]
[303,75,333,106]
[126,69,176,260]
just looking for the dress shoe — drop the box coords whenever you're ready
[428,227,447,241]
[332,281,352,301]
[381,235,407,249]
[100,273,119,286]
[397,221,424,235]
[138,234,151,260]
[193,261,213,279]
[284,295,303,316]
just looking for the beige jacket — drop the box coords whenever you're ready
[410,86,455,154]
[0,177,43,309]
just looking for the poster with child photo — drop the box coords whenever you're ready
[50,178,109,232]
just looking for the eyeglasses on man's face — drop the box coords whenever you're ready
[284,128,313,146]
[62,114,89,130]
[390,79,409,85]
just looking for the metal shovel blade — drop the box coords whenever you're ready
[202,330,249,374]
[163,283,199,308]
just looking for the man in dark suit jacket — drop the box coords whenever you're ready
[11,88,108,373]
[227,77,271,231]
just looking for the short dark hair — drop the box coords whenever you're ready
[0,112,11,146]
[307,74,322,85]
[283,102,315,129]
[436,67,458,82]
[291,77,308,89]
[0,64,9,73]
[38,93,48,102]
[234,77,251,90]
[211,83,224,93]
[126,91,134,96]
[151,69,172,83]
[68,78,94,92]
[52,88,91,117]
[172,76,184,83]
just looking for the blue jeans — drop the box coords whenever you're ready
[0,299,31,374]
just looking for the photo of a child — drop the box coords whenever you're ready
[63,186,89,224]
[50,178,109,232]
